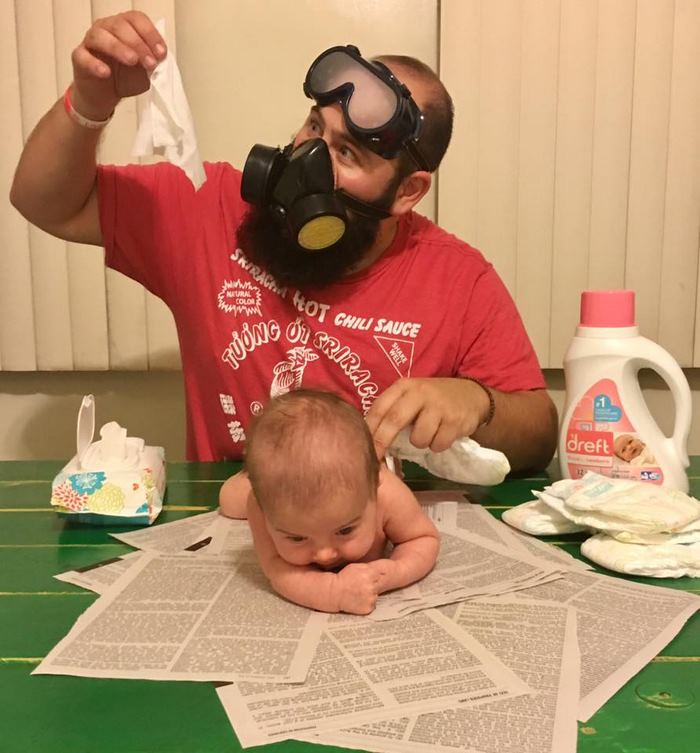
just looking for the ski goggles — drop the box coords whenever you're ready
[303,45,430,171]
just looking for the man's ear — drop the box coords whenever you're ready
[391,171,432,215]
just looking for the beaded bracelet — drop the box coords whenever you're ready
[63,86,113,129]
[464,376,496,426]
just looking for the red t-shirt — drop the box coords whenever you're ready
[98,161,545,460]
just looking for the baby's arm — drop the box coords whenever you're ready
[247,497,381,615]
[370,467,440,593]
[219,471,252,519]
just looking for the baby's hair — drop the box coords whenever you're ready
[245,389,380,510]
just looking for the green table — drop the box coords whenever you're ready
[1,460,698,752]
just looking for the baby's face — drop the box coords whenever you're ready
[264,490,377,570]
[615,435,644,462]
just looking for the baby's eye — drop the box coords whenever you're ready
[337,526,355,537]
[286,535,306,543]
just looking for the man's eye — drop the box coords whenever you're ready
[339,145,356,162]
[308,120,321,133]
[337,526,355,536]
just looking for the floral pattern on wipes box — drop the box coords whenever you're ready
[51,451,165,520]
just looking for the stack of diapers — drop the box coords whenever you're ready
[502,472,700,577]
[50,395,166,526]
[389,429,511,485]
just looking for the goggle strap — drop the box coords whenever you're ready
[405,141,431,172]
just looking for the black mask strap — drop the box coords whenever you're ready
[337,190,392,220]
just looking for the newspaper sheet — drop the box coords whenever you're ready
[109,510,220,552]
[303,598,579,753]
[514,569,700,720]
[370,529,564,621]
[456,502,593,571]
[416,490,466,529]
[508,528,594,571]
[217,608,531,748]
[35,553,327,683]
[204,514,256,559]
[54,551,144,594]
[55,511,230,594]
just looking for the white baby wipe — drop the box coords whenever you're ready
[50,395,166,525]
[132,19,206,190]
[389,429,510,485]
[581,534,700,578]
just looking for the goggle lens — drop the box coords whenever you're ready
[308,50,399,130]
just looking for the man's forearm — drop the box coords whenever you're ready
[473,388,558,472]
[10,96,102,240]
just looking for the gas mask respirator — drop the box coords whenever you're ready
[240,45,430,253]
[241,138,391,252]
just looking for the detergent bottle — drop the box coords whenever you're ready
[558,290,691,492]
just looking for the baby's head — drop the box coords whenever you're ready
[245,389,380,569]
[614,434,645,462]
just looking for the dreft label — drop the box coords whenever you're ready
[564,378,663,484]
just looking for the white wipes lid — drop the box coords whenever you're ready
[76,395,95,469]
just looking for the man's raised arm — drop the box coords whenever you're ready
[9,11,166,246]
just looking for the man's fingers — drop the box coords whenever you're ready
[427,419,458,453]
[364,379,410,434]
[371,400,422,455]
[99,16,157,69]
[72,46,111,79]
[408,407,442,449]
[125,10,168,59]
[84,13,165,71]
[365,379,425,451]
[373,438,387,460]
[82,25,138,67]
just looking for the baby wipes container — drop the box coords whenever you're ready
[559,290,691,492]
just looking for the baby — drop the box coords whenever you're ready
[219,389,440,615]
[614,434,656,465]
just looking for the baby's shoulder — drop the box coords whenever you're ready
[377,466,419,513]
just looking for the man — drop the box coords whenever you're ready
[10,11,557,470]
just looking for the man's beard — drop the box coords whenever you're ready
[237,185,397,289]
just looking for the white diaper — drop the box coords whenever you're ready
[501,498,587,535]
[389,429,510,485]
[581,534,700,578]
[609,516,700,545]
[537,473,700,534]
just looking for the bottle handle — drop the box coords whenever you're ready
[629,353,691,467]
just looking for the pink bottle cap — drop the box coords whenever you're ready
[579,290,636,327]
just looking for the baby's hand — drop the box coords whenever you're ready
[366,558,397,592]
[336,563,382,615]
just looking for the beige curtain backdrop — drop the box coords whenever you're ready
[1,0,699,459]
[1,0,436,374]
[439,0,700,368]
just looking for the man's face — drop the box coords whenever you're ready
[237,104,405,288]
